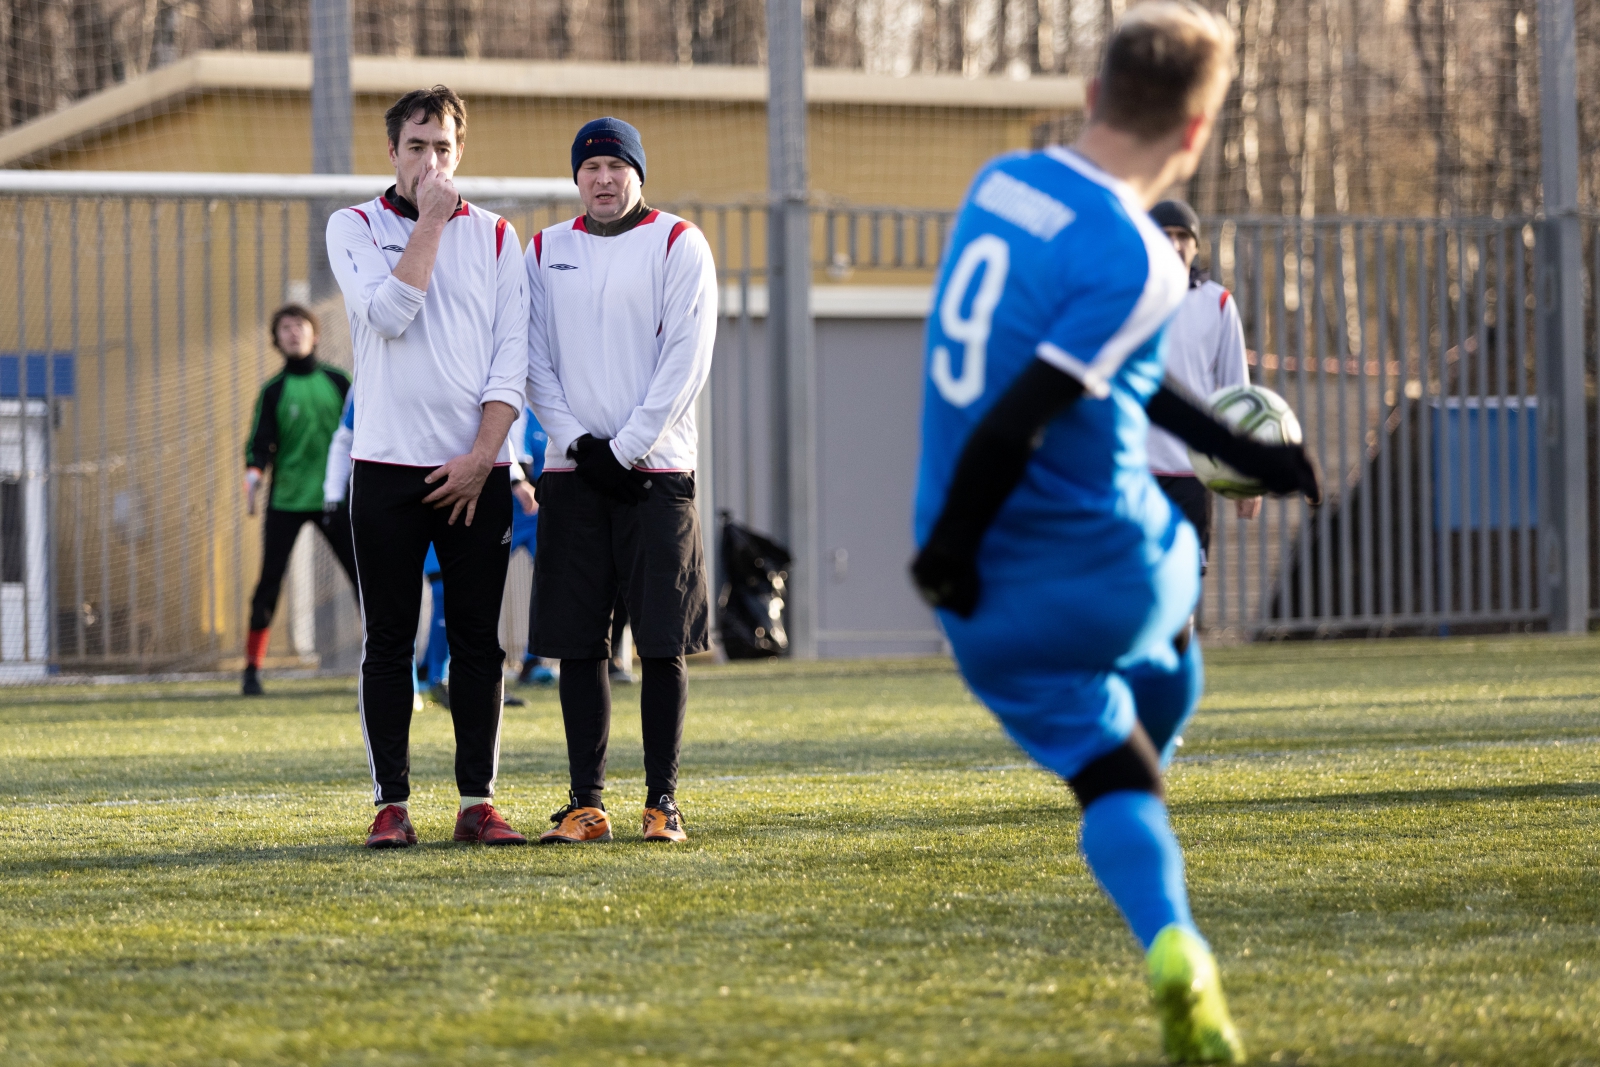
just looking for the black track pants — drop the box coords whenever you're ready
[1157,474,1212,574]
[249,506,359,631]
[559,654,688,807]
[351,460,512,804]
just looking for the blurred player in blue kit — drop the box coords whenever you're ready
[910,3,1319,1062]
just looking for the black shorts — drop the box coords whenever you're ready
[533,470,710,660]
[1157,474,1211,574]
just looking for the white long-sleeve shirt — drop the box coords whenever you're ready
[1148,278,1250,476]
[326,192,528,467]
[525,209,719,473]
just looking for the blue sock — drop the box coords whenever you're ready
[1125,635,1204,768]
[1079,790,1198,951]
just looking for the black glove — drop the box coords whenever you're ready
[569,434,649,505]
[910,536,982,618]
[1243,442,1322,504]
[1147,384,1322,505]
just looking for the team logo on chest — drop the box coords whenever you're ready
[550,263,578,270]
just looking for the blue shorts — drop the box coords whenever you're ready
[940,519,1200,780]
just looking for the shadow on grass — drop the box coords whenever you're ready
[0,687,361,721]
[1183,779,1600,813]
[1207,690,1600,718]
[0,837,602,878]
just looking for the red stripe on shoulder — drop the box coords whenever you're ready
[666,219,695,258]
[532,230,543,264]
[1219,289,1232,310]
[638,210,662,226]
[451,201,471,220]
[350,207,371,227]
[495,216,509,257]
[572,215,588,233]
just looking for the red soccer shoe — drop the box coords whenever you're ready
[453,803,529,846]
[365,805,417,849]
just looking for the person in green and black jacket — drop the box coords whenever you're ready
[242,304,359,696]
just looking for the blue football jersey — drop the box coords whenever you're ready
[913,147,1189,570]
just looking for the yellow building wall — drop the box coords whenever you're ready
[44,90,1045,210]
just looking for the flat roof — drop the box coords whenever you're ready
[0,51,1084,169]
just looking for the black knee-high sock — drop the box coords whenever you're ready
[640,655,687,804]
[559,658,610,808]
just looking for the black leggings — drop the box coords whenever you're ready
[351,460,512,803]
[559,653,687,808]
[249,506,359,631]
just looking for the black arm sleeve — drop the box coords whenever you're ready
[924,358,1086,558]
[325,366,352,403]
[245,378,283,471]
[1146,382,1321,503]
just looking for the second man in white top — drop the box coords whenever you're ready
[1147,199,1259,575]
[525,116,720,846]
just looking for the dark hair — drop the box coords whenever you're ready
[269,304,319,354]
[384,85,468,148]
[1093,1,1234,141]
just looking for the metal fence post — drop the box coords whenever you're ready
[1537,0,1588,632]
[766,0,818,658]
[309,0,352,301]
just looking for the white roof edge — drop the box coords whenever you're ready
[0,170,578,199]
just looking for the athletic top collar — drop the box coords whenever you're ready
[381,185,468,222]
[576,200,655,237]
[283,353,319,375]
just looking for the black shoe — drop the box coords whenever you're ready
[503,692,526,707]
[242,666,264,696]
[428,682,451,709]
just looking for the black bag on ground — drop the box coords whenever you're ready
[717,512,791,659]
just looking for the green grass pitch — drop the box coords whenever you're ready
[1,635,1597,1066]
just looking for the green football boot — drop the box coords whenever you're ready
[1146,925,1246,1065]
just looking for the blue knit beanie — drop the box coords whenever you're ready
[571,117,646,183]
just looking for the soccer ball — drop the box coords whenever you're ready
[1186,384,1303,500]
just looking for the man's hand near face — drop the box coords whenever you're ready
[1236,497,1261,520]
[413,160,459,224]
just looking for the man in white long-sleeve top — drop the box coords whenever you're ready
[1146,199,1259,575]
[326,85,530,849]
[525,117,718,846]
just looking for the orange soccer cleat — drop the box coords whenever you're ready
[538,798,613,844]
[642,797,687,843]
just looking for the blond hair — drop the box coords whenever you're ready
[1092,1,1236,140]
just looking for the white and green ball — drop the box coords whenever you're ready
[1186,384,1303,500]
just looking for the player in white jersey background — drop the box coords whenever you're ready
[525,117,719,846]
[326,86,529,850]
[1146,199,1259,575]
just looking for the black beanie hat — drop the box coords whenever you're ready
[571,117,646,183]
[1150,199,1200,240]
